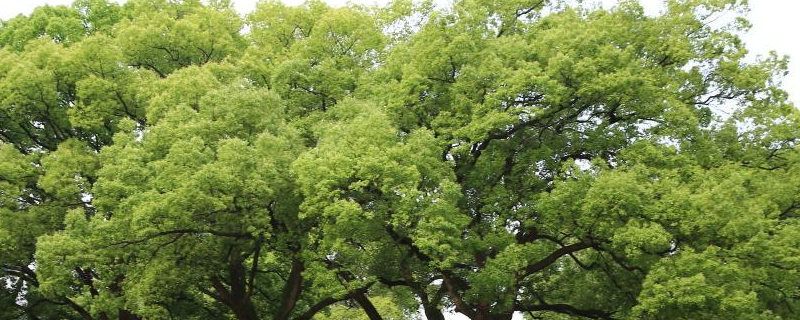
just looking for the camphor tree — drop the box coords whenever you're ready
[1,0,799,320]
[2,1,421,319]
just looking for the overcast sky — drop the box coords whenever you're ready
[1,0,797,319]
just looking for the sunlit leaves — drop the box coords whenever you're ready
[1,0,799,319]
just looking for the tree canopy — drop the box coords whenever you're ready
[1,0,799,319]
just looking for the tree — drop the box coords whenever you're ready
[1,0,799,320]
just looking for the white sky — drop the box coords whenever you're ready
[0,0,798,319]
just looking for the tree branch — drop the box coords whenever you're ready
[108,228,253,247]
[518,301,615,320]
[291,283,375,320]
[518,241,592,280]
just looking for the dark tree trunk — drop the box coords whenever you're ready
[230,301,261,320]
[229,252,262,320]
[203,249,265,320]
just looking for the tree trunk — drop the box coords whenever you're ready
[230,301,261,320]
[230,251,262,320]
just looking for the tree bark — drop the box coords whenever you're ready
[422,305,446,320]
[353,293,384,320]
[274,257,305,320]
[118,309,142,320]
[229,252,262,320]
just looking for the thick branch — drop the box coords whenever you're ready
[519,241,592,280]
[442,272,475,318]
[291,283,374,320]
[385,225,432,262]
[353,293,384,320]
[274,258,305,320]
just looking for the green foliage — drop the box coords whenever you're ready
[1,0,799,320]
